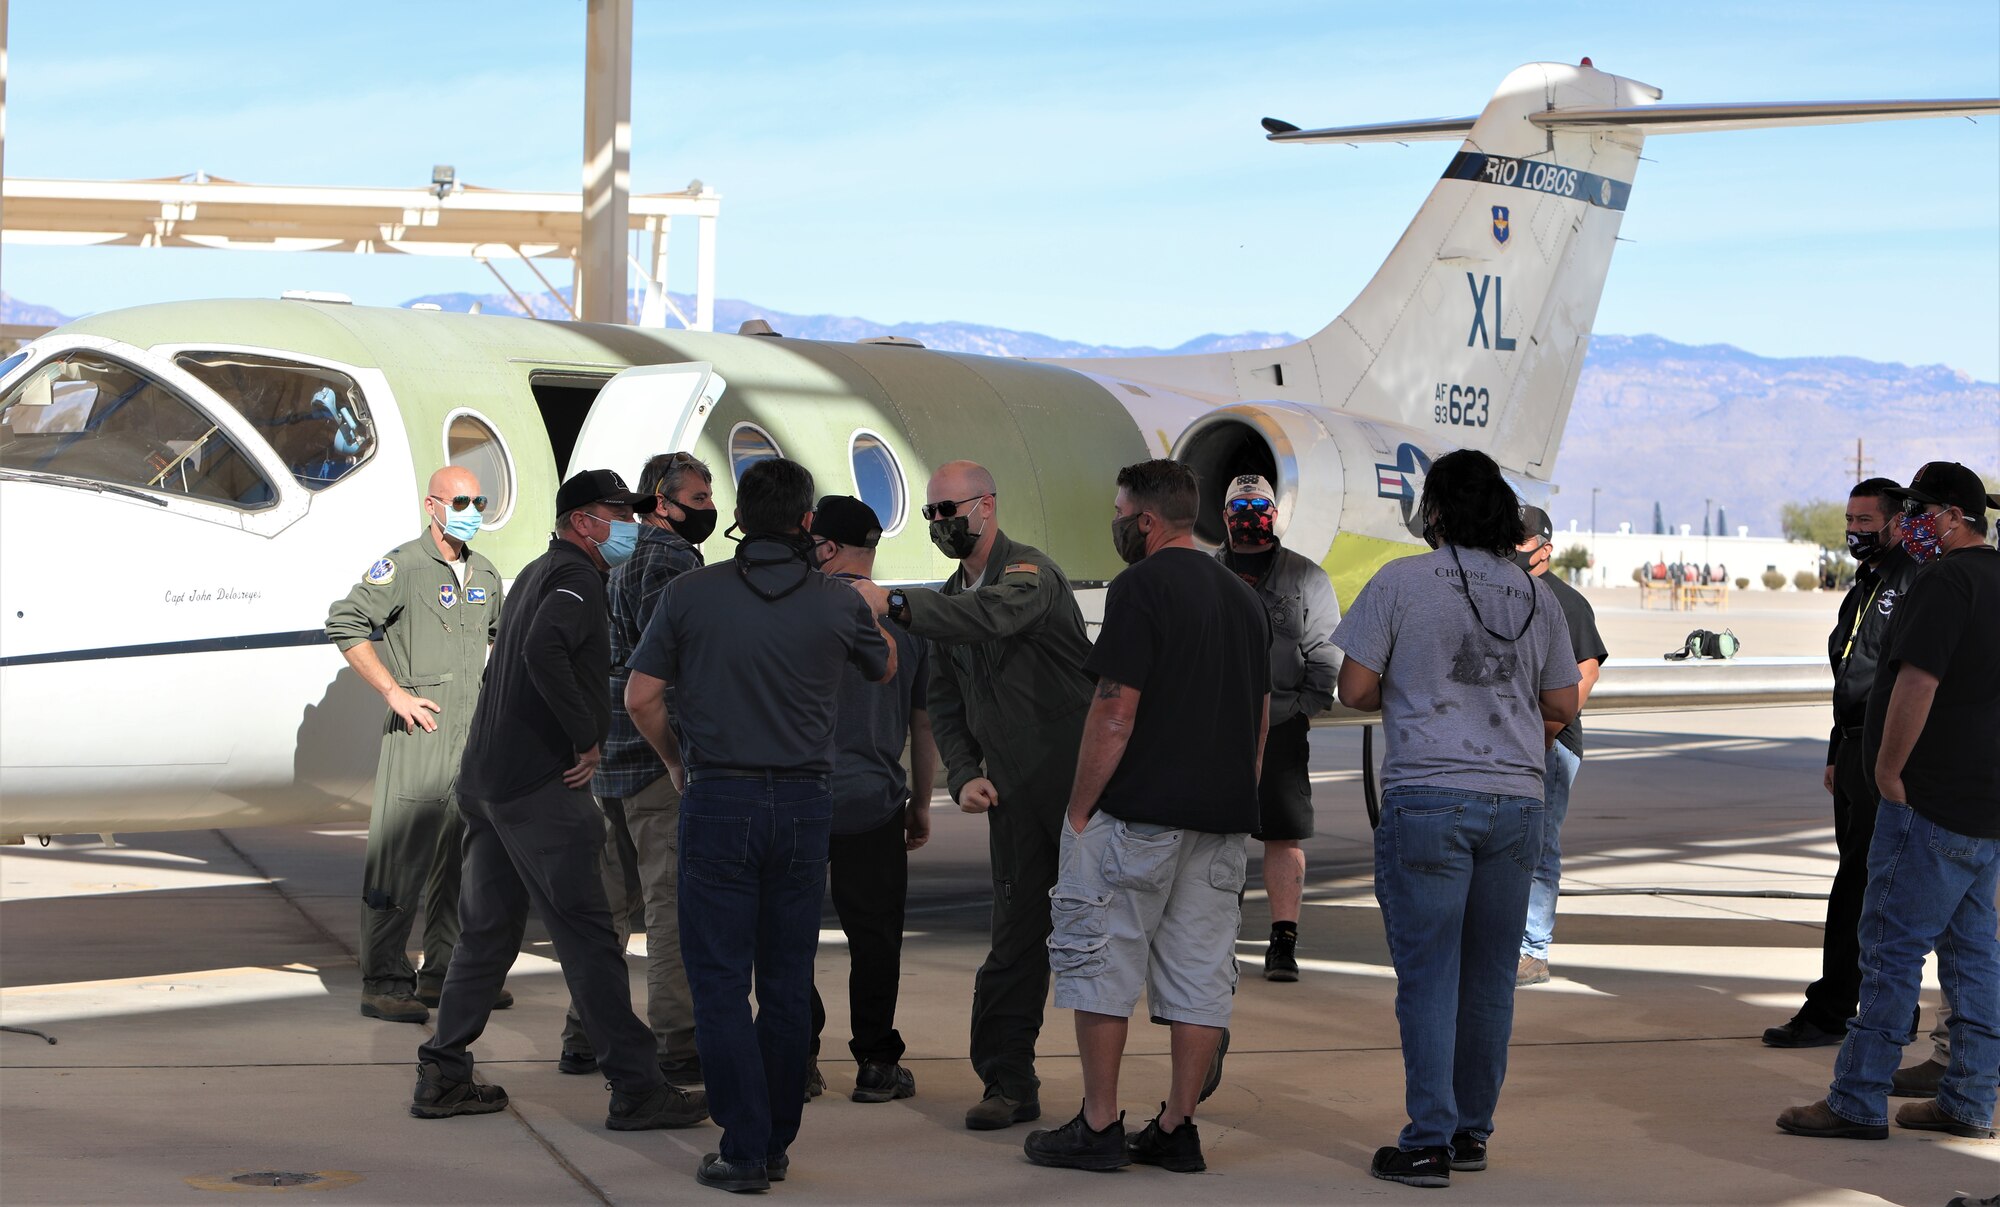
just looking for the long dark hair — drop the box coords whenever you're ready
[1420,449,1525,556]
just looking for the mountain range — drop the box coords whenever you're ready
[7,290,1993,537]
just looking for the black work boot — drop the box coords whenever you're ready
[607,1082,709,1131]
[851,1060,916,1103]
[1127,1105,1205,1173]
[410,1062,508,1119]
[1024,1103,1130,1171]
[1265,923,1300,982]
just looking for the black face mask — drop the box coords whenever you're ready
[1111,514,1148,565]
[668,505,718,544]
[1845,529,1883,562]
[1509,548,1536,573]
[929,515,979,560]
[728,526,815,602]
[1421,516,1441,550]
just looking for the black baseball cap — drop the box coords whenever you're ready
[1520,504,1554,545]
[557,468,657,515]
[813,495,883,548]
[1884,461,1988,520]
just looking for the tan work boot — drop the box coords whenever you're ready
[1896,1099,1996,1139]
[1516,955,1549,986]
[965,1090,1040,1130]
[360,991,429,1024]
[1891,1056,1947,1098]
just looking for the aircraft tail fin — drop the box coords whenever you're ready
[1079,63,1995,481]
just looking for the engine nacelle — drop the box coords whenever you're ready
[1172,402,1347,563]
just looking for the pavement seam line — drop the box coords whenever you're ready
[209,831,611,1206]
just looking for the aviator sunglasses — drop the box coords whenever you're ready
[1898,496,1943,520]
[429,493,490,513]
[1227,497,1273,514]
[922,493,990,522]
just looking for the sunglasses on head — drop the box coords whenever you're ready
[1227,497,1273,514]
[922,494,989,521]
[430,493,490,513]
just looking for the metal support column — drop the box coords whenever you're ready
[579,0,632,324]
[695,213,716,332]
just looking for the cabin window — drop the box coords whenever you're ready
[849,430,907,535]
[175,352,376,491]
[0,351,275,508]
[728,422,782,483]
[444,411,516,526]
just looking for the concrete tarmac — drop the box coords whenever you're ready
[4,591,1995,1204]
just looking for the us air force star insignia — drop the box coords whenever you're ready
[365,557,395,586]
[467,586,488,605]
[439,583,457,609]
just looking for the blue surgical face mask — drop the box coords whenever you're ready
[589,516,641,568]
[435,502,482,544]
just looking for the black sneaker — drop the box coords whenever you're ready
[852,1060,916,1103]
[606,1082,709,1131]
[557,1049,599,1075]
[1127,1105,1205,1173]
[1199,1027,1229,1103]
[1264,933,1300,982]
[1024,1105,1130,1171]
[410,1062,508,1119]
[1448,1131,1486,1172]
[1761,1017,1843,1048]
[660,1055,704,1086]
[1370,1145,1451,1188]
[695,1153,769,1194]
[804,1060,825,1102]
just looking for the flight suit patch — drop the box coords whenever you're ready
[467,586,488,605]
[439,584,457,609]
[1003,562,1039,578]
[365,557,396,586]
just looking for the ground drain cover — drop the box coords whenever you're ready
[233,1173,323,1188]
[185,1169,362,1194]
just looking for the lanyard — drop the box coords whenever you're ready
[1839,582,1882,664]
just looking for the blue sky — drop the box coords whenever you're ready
[7,1,1998,377]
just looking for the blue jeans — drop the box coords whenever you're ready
[678,775,833,1164]
[1374,786,1544,1150]
[1522,743,1581,960]
[1828,800,1999,1130]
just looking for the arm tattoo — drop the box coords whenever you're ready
[1095,679,1123,701]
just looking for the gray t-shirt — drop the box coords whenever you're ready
[628,542,891,775]
[829,610,929,834]
[1333,547,1579,797]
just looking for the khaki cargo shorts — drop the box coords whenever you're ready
[1047,811,1247,1028]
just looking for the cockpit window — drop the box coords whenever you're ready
[175,352,376,490]
[0,352,275,508]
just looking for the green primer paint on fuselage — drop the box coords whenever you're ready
[57,300,1149,581]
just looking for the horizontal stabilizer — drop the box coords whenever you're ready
[1268,97,1997,145]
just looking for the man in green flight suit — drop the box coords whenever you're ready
[854,460,1093,1131]
[326,465,510,1023]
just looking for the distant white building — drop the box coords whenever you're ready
[1545,520,1825,590]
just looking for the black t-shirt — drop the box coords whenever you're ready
[1542,573,1610,756]
[1085,547,1271,833]
[1862,544,2000,839]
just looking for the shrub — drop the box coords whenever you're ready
[1735,577,1749,590]
[1794,570,1818,591]
[1762,570,1787,591]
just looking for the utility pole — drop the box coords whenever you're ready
[580,0,633,325]
[1853,437,1871,484]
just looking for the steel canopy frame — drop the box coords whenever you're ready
[0,173,720,329]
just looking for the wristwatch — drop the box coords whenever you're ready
[886,588,911,626]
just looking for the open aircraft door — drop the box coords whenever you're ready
[565,362,727,486]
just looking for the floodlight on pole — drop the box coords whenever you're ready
[431,165,456,200]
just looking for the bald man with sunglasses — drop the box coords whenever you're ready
[328,466,510,1024]
[853,460,1095,1131]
